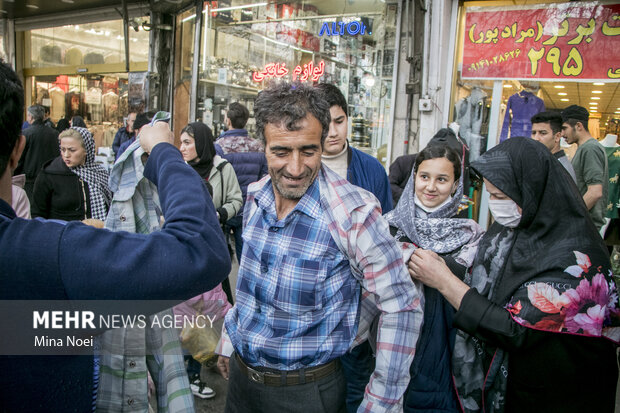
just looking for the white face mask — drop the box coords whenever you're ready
[488,199,522,228]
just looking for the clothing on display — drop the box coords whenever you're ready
[455,87,488,162]
[500,90,545,142]
[589,118,600,140]
[49,86,66,122]
[601,134,619,219]
[65,48,83,65]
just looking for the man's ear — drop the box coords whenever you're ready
[554,132,562,144]
[9,135,25,170]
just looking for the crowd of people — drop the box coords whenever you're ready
[1,59,619,412]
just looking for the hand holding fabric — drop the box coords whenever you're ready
[408,248,470,310]
[139,122,174,154]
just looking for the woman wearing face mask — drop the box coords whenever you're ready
[383,144,484,412]
[31,127,111,221]
[173,121,240,400]
[409,137,620,412]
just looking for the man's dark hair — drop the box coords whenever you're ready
[564,118,590,132]
[531,111,563,135]
[254,82,331,147]
[133,113,152,131]
[314,83,348,116]
[27,105,45,122]
[44,106,50,116]
[0,62,24,176]
[227,102,250,129]
[561,105,589,132]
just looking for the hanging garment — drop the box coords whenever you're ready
[604,146,620,219]
[97,140,194,412]
[500,91,545,142]
[455,87,488,162]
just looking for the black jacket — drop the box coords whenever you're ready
[31,157,92,221]
[15,120,60,198]
[388,154,416,206]
[455,289,617,413]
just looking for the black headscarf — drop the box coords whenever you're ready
[56,118,70,133]
[186,122,216,179]
[453,137,619,412]
[470,137,613,308]
[71,116,87,128]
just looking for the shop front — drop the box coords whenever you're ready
[172,0,402,167]
[438,0,620,226]
[15,11,151,150]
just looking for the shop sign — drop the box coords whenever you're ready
[462,3,620,80]
[319,21,368,36]
[252,61,325,82]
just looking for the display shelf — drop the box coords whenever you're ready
[199,78,260,94]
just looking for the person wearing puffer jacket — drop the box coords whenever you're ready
[215,102,268,261]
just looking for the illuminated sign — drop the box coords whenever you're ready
[319,21,368,36]
[252,61,325,82]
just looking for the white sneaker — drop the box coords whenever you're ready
[190,379,215,399]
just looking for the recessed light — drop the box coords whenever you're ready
[558,92,567,96]
[554,85,565,89]
[592,90,602,94]
[61,0,74,3]
[560,98,569,101]
[591,97,600,100]
[503,84,512,88]
[593,82,605,86]
[26,4,39,8]
[590,102,598,105]
[590,109,597,112]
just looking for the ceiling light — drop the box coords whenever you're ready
[591,97,600,100]
[61,0,74,3]
[592,90,602,94]
[590,109,597,112]
[560,98,569,101]
[593,82,605,86]
[503,84,512,88]
[26,4,39,8]
[558,92,567,96]
[554,85,565,89]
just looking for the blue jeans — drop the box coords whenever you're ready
[225,354,346,413]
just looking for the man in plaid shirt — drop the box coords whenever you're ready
[216,82,423,413]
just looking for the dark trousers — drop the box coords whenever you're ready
[339,341,375,413]
[225,215,243,264]
[225,354,347,413]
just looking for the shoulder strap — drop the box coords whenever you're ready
[216,160,228,207]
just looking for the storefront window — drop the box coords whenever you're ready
[20,18,150,152]
[183,0,398,162]
[451,1,620,222]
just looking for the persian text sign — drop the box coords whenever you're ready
[462,3,620,80]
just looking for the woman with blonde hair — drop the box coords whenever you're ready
[32,127,111,221]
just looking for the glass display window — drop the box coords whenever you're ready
[31,73,129,149]
[177,0,399,162]
[451,1,620,224]
[23,18,149,71]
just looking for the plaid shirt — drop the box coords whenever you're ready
[221,166,423,412]
[96,141,194,412]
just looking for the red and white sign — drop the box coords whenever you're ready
[252,60,325,82]
[462,3,620,80]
